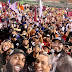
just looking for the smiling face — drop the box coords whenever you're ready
[33,46,40,54]
[52,40,63,53]
[35,54,50,72]
[23,39,29,46]
[44,47,48,53]
[7,53,25,72]
[3,41,11,51]
[60,31,64,36]
[46,36,50,41]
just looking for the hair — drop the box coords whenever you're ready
[43,46,49,49]
[33,45,40,48]
[40,53,52,65]
[1,40,12,51]
[3,39,11,43]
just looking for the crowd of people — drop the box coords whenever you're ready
[0,1,72,72]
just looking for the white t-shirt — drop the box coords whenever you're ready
[0,23,3,29]
[66,23,72,32]
[17,13,22,22]
[0,4,2,8]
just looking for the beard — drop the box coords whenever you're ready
[6,60,24,72]
[6,60,13,72]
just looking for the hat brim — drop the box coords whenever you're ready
[52,39,62,43]
[9,49,26,57]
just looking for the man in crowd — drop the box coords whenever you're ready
[26,45,40,72]
[51,37,72,72]
[27,45,40,65]
[35,53,52,72]
[3,49,26,72]
[18,37,30,53]
[1,1,72,72]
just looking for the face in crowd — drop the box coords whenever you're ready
[35,54,51,72]
[43,46,49,53]
[2,41,11,51]
[69,37,72,43]
[26,48,32,54]
[6,53,26,72]
[33,45,40,54]
[52,40,63,53]
[23,39,29,46]
[46,36,50,41]
[60,30,64,36]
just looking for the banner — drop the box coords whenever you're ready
[8,0,10,5]
[68,11,72,17]
[10,2,19,14]
[0,2,2,13]
[34,7,37,22]
[39,0,43,17]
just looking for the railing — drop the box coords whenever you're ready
[17,0,72,8]
[1,0,72,8]
[17,0,39,5]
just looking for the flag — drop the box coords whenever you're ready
[8,0,10,5]
[0,2,2,9]
[8,0,11,7]
[0,2,2,13]
[34,7,37,22]
[42,6,46,11]
[10,2,19,14]
[17,2,20,10]
[1,2,4,8]
[68,11,72,17]
[39,0,43,17]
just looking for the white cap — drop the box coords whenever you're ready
[46,34,50,37]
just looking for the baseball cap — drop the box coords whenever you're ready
[23,37,28,40]
[43,46,49,49]
[9,49,26,57]
[3,39,11,43]
[11,34,16,38]
[46,34,50,37]
[33,45,40,49]
[10,18,16,21]
[52,37,65,44]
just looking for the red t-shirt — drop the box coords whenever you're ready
[62,34,67,41]
[43,39,50,46]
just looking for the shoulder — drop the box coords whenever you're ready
[18,44,24,48]
[58,52,68,61]
[56,53,72,72]
[57,52,72,66]
[67,55,72,65]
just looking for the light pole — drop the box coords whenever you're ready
[53,0,55,7]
